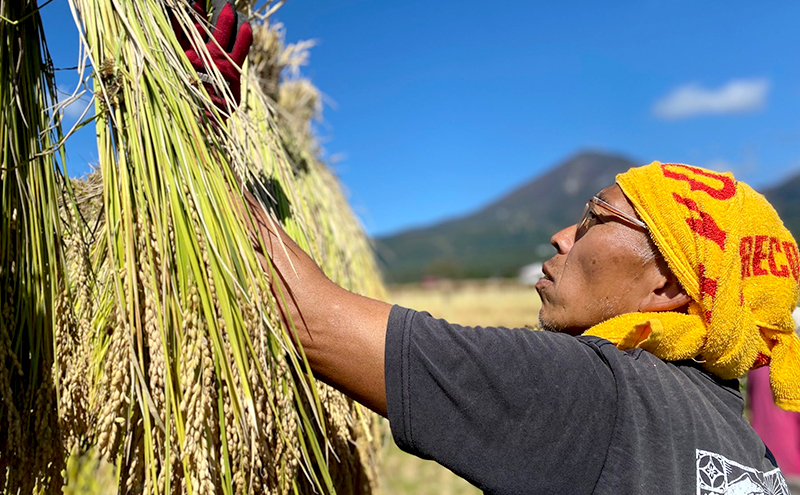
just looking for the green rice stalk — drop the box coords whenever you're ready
[6,0,397,491]
[64,0,363,492]
[0,0,76,491]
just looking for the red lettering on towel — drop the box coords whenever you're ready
[661,164,736,200]
[739,236,754,278]
[699,263,718,322]
[752,235,769,276]
[783,241,800,281]
[672,193,727,251]
[740,236,798,280]
[768,237,790,278]
[699,263,718,299]
[753,353,771,369]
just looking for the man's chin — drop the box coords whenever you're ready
[538,313,558,332]
[538,313,585,336]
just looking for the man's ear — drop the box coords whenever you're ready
[639,275,693,313]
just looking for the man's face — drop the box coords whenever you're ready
[536,184,664,335]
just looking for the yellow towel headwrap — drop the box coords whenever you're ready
[585,162,800,411]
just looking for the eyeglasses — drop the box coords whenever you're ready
[577,196,648,234]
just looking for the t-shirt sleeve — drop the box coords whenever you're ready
[384,305,617,495]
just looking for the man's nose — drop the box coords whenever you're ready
[550,224,577,255]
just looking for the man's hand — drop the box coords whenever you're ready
[173,0,253,113]
[242,188,393,416]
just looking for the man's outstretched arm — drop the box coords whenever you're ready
[244,191,393,417]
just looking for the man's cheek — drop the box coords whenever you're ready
[576,253,606,286]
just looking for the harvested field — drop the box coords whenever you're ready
[377,442,481,495]
[388,278,543,329]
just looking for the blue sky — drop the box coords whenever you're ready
[42,0,800,236]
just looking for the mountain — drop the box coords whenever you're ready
[375,151,640,283]
[763,173,800,238]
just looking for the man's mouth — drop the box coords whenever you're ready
[535,264,554,290]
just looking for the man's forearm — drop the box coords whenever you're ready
[246,191,392,416]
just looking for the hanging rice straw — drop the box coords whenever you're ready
[0,0,386,491]
[62,0,341,492]
[59,0,386,493]
[0,0,80,491]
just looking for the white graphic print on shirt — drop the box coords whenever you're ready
[697,449,789,495]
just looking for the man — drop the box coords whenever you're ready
[186,4,800,493]
[248,165,800,495]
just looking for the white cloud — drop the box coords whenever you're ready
[653,78,770,120]
[62,98,90,120]
[56,84,93,121]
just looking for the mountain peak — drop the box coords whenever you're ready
[376,151,640,282]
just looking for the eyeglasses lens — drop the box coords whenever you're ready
[578,201,592,231]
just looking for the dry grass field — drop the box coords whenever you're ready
[387,278,542,329]
[376,279,541,494]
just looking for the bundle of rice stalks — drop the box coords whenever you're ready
[40,0,385,493]
[233,21,388,493]
[0,0,75,491]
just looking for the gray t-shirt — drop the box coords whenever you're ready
[385,306,790,494]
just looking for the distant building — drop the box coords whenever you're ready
[518,262,544,286]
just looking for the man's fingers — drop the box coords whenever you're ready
[208,0,231,26]
[228,185,273,279]
[170,0,206,50]
[241,188,267,241]
[177,0,250,112]
[230,21,253,66]
[211,3,236,52]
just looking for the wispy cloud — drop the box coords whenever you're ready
[653,78,770,120]
[63,99,89,120]
[56,84,93,121]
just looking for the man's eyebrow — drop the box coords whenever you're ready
[596,192,609,203]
